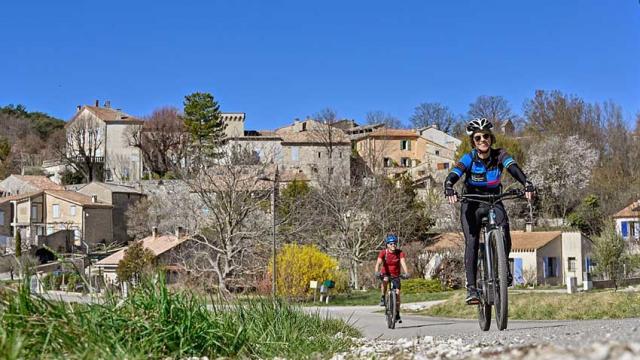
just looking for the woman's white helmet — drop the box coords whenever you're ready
[465,118,494,135]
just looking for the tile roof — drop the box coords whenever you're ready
[511,231,562,251]
[613,200,640,219]
[0,192,41,205]
[96,234,189,266]
[69,105,142,124]
[368,129,419,138]
[424,230,563,252]
[11,175,63,191]
[45,190,113,208]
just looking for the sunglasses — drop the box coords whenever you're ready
[473,133,491,142]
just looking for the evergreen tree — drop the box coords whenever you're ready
[183,92,225,160]
[116,241,155,284]
[15,231,22,257]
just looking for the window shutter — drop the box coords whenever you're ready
[408,140,411,151]
[621,222,629,238]
[514,258,523,284]
[543,257,548,278]
[555,257,560,278]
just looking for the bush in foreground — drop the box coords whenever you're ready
[0,279,359,359]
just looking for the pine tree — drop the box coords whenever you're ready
[183,92,226,162]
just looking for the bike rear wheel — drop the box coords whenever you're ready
[492,230,509,331]
[476,246,491,331]
[386,291,397,329]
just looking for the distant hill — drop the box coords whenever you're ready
[0,104,65,140]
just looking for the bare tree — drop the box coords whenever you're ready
[467,95,515,130]
[177,162,272,295]
[365,111,405,129]
[307,108,351,183]
[410,102,456,134]
[53,114,104,182]
[126,107,190,177]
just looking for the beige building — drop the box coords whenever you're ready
[77,182,145,243]
[0,189,113,252]
[510,231,594,286]
[65,101,144,182]
[276,119,351,185]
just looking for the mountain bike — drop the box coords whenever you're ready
[459,188,525,331]
[380,274,408,329]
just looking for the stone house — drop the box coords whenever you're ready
[76,182,145,243]
[354,128,423,176]
[62,100,144,182]
[0,189,113,252]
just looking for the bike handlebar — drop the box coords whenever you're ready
[458,188,526,206]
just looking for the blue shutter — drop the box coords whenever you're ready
[514,258,523,284]
[555,257,560,278]
[543,257,548,278]
[621,222,629,238]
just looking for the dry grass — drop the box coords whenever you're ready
[420,290,640,320]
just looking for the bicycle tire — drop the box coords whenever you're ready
[492,229,509,331]
[388,290,397,329]
[476,247,491,331]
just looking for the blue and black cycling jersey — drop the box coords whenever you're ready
[447,148,525,195]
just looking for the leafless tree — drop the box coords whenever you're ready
[365,111,405,129]
[53,114,104,182]
[308,108,346,181]
[410,102,456,134]
[467,95,515,130]
[126,107,190,177]
[176,161,273,295]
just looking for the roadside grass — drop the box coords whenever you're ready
[311,289,454,306]
[419,290,640,320]
[0,279,359,359]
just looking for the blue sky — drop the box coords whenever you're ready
[1,1,638,129]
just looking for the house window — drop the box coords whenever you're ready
[318,152,321,159]
[630,221,638,238]
[70,205,76,217]
[47,226,54,235]
[435,150,440,156]
[52,204,60,218]
[291,147,299,161]
[437,163,449,170]
[400,140,411,151]
[383,157,392,167]
[31,206,37,220]
[0,210,4,226]
[568,257,576,272]
[400,158,411,167]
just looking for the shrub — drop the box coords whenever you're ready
[116,241,155,284]
[402,278,446,294]
[270,244,340,298]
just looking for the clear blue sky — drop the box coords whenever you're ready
[1,1,639,129]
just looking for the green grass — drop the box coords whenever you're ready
[310,289,454,306]
[419,290,640,320]
[0,279,360,359]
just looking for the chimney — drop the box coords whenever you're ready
[152,226,158,238]
[95,99,99,107]
[175,226,184,238]
[76,105,81,112]
[104,100,111,108]
[91,194,97,203]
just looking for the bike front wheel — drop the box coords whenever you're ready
[386,291,397,329]
[476,247,491,331]
[491,229,509,331]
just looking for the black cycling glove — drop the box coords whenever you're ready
[524,181,535,193]
[444,180,456,197]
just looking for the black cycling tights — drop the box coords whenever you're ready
[460,201,511,288]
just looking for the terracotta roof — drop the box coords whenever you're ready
[96,234,189,266]
[613,200,640,219]
[45,190,112,208]
[425,232,464,252]
[10,175,63,191]
[80,182,143,195]
[425,230,563,252]
[368,129,419,138]
[511,231,562,251]
[69,105,142,124]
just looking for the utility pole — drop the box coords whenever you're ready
[271,167,279,297]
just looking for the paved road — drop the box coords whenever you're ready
[310,303,573,340]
